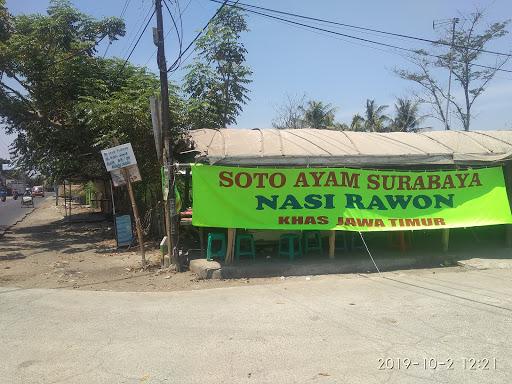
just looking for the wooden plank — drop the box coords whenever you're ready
[226,228,236,264]
[328,231,335,259]
[441,228,450,253]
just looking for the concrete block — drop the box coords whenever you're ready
[189,259,222,279]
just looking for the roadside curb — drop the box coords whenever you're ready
[0,207,36,238]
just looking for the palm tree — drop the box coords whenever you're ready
[391,98,424,132]
[350,114,365,131]
[363,99,389,132]
[301,100,336,129]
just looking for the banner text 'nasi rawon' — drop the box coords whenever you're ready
[192,165,512,231]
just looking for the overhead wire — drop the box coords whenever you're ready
[117,9,156,75]
[215,0,512,58]
[103,0,133,58]
[167,0,239,73]
[143,0,185,67]
[120,3,154,59]
[211,0,512,75]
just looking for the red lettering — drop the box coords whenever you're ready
[219,171,233,187]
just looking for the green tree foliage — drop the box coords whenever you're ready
[301,100,336,129]
[391,98,424,132]
[0,0,127,179]
[363,99,389,132]
[350,114,365,131]
[184,6,252,128]
[396,10,510,131]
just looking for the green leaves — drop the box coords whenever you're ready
[184,6,252,128]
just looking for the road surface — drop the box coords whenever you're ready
[0,195,46,234]
[1,267,511,383]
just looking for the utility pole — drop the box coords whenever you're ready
[154,0,180,271]
[434,18,459,130]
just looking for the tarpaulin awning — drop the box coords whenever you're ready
[188,128,512,166]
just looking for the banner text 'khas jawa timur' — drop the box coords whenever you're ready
[192,165,512,231]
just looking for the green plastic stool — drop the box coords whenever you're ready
[279,234,302,260]
[235,234,256,261]
[303,231,323,255]
[207,233,227,261]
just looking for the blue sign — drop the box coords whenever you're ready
[115,215,133,247]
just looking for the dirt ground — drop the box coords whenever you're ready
[0,197,292,292]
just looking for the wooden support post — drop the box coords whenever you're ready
[226,228,236,264]
[441,228,450,253]
[199,227,205,258]
[123,167,146,268]
[329,231,335,259]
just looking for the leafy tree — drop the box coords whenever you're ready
[396,10,510,131]
[301,100,336,129]
[184,6,252,128]
[363,99,389,132]
[0,0,126,179]
[349,114,365,131]
[391,98,424,132]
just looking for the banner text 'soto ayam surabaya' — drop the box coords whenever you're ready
[191,165,512,231]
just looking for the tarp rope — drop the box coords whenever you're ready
[358,231,382,277]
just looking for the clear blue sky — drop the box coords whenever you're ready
[1,0,512,160]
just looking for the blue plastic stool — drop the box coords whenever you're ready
[235,233,256,261]
[279,234,302,260]
[303,231,323,255]
[207,233,227,261]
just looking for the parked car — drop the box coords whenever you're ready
[31,185,45,197]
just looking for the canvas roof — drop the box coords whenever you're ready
[188,128,512,166]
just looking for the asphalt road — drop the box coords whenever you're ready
[0,195,47,234]
[1,267,511,384]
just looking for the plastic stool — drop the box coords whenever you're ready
[207,233,227,261]
[279,234,302,260]
[303,231,322,255]
[235,234,256,261]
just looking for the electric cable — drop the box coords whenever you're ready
[117,9,156,75]
[214,0,512,74]
[214,0,512,58]
[166,0,238,72]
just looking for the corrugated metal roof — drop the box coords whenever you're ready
[188,128,512,166]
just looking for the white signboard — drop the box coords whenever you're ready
[110,164,142,187]
[101,143,137,172]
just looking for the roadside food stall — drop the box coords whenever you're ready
[182,128,512,264]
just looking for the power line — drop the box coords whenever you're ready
[103,0,132,58]
[212,0,512,74]
[167,0,238,72]
[120,0,132,18]
[120,3,154,58]
[163,0,183,67]
[118,9,156,75]
[215,0,512,58]
[143,0,185,67]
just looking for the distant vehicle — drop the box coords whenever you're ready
[31,185,45,197]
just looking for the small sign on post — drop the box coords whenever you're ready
[101,142,146,268]
[115,215,134,247]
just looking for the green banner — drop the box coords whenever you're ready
[192,164,512,231]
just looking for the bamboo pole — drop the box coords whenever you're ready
[122,167,146,268]
[329,231,335,259]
